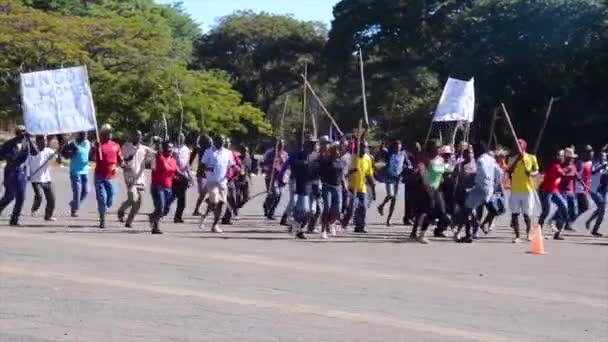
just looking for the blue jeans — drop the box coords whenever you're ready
[70,173,89,212]
[353,192,367,229]
[589,191,607,231]
[95,178,116,218]
[322,184,342,222]
[294,194,310,225]
[283,182,297,218]
[151,185,173,221]
[563,192,578,223]
[263,180,282,217]
[0,170,27,221]
[538,191,568,228]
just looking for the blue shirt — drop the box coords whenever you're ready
[70,140,90,175]
[474,153,502,200]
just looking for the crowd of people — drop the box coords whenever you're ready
[0,123,606,243]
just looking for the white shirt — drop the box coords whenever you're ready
[122,143,153,186]
[202,147,235,185]
[173,145,191,177]
[29,147,55,183]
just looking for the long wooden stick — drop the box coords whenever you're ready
[532,97,555,155]
[301,63,308,147]
[175,78,185,137]
[267,96,289,194]
[423,119,433,147]
[301,75,344,136]
[487,108,498,147]
[359,48,369,125]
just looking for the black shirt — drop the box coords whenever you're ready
[319,157,344,186]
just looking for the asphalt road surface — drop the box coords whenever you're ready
[1,167,607,341]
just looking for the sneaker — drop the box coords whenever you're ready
[416,236,430,244]
[591,231,603,238]
[512,238,521,244]
[174,218,184,224]
[125,223,133,229]
[295,231,306,240]
[377,205,384,216]
[99,221,105,229]
[409,232,417,240]
[151,228,163,235]
[330,224,337,237]
[280,215,289,226]
[192,210,201,217]
[9,220,20,227]
[31,210,38,217]
[211,225,223,233]
[553,232,565,240]
[457,237,474,243]
[71,211,79,218]
[117,212,125,223]
[386,220,391,227]
[321,231,328,239]
[453,232,461,242]
[45,217,57,222]
[550,224,558,232]
[526,234,532,242]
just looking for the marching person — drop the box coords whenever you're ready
[508,139,539,242]
[150,141,178,234]
[343,138,376,233]
[29,135,57,221]
[319,142,347,238]
[586,149,608,237]
[90,124,123,229]
[262,138,288,220]
[117,130,154,228]
[452,145,477,241]
[537,150,569,240]
[192,134,213,216]
[559,147,578,231]
[574,145,594,223]
[459,142,502,243]
[0,125,36,226]
[221,141,243,224]
[170,133,191,224]
[235,144,252,209]
[377,139,411,227]
[61,131,91,217]
[198,135,235,233]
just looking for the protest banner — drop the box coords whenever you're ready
[20,66,97,135]
[433,77,475,123]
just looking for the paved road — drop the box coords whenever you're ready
[1,167,607,341]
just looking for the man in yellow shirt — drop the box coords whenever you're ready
[509,139,539,242]
[342,140,376,233]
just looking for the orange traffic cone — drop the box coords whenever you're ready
[528,225,548,255]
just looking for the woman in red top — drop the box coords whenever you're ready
[537,150,570,240]
[149,141,178,234]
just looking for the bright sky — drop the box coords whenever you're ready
[156,0,340,30]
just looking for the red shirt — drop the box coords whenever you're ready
[558,161,576,194]
[576,160,592,194]
[540,162,563,193]
[226,151,241,180]
[151,154,177,188]
[92,141,122,179]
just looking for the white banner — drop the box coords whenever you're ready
[433,77,475,122]
[20,66,97,135]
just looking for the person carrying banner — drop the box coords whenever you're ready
[117,130,154,228]
[90,124,123,228]
[0,125,37,226]
[29,135,57,221]
[61,131,91,217]
[150,141,178,235]
[508,139,539,242]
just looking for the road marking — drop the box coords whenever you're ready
[0,230,605,309]
[0,265,519,342]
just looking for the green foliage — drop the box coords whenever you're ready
[0,0,270,141]
[194,11,328,113]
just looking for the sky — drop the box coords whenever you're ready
[156,0,340,30]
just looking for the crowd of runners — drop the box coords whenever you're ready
[0,124,606,243]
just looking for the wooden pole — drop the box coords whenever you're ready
[175,78,185,137]
[301,63,308,147]
[423,119,433,147]
[311,108,318,138]
[83,65,102,160]
[359,48,369,125]
[532,97,555,155]
[301,75,344,136]
[487,107,498,147]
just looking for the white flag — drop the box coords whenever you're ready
[434,77,475,123]
[20,66,97,135]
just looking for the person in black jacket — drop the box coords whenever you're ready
[0,125,37,226]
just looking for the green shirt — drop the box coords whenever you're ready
[424,157,446,190]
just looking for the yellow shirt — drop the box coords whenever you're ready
[348,154,374,193]
[511,153,539,193]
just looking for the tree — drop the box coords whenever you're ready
[194,11,328,113]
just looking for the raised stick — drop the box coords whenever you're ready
[301,63,308,147]
[267,96,289,194]
[301,75,344,136]
[532,97,555,155]
[359,48,369,125]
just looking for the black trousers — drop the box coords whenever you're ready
[171,176,189,221]
[32,182,55,219]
